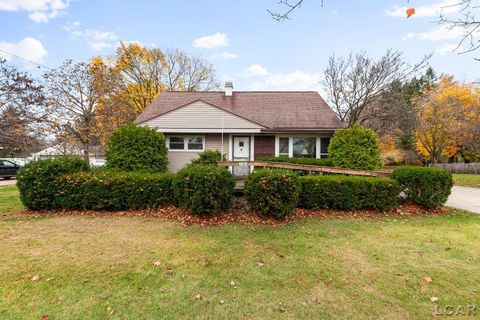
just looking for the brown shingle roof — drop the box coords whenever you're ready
[134,91,342,130]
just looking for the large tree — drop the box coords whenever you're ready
[0,58,46,156]
[322,50,430,127]
[99,42,219,115]
[43,59,117,165]
[92,43,219,143]
[416,76,479,163]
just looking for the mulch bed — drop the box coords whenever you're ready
[23,198,450,226]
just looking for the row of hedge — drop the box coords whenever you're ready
[17,157,235,215]
[245,170,400,218]
[17,157,453,217]
[55,171,174,211]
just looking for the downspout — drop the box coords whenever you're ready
[221,109,224,161]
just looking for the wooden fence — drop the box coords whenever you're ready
[431,162,480,174]
[217,161,391,178]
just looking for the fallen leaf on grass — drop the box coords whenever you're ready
[430,296,439,302]
[153,261,161,267]
[203,258,210,267]
[257,260,265,267]
[40,315,50,320]
[195,293,202,300]
[165,268,173,275]
[107,306,115,315]
[31,275,40,281]
[230,280,236,286]
[423,276,433,283]
[46,277,54,282]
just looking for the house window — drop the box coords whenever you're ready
[169,137,185,150]
[320,137,330,158]
[169,136,204,151]
[293,137,316,158]
[278,138,289,157]
[188,136,203,150]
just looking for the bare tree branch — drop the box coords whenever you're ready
[323,50,431,127]
[437,0,480,57]
[267,0,323,21]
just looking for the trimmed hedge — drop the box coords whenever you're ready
[298,176,399,211]
[55,171,175,210]
[173,165,235,215]
[245,169,300,218]
[106,124,168,173]
[257,156,334,167]
[391,166,453,209]
[328,125,383,170]
[16,157,89,210]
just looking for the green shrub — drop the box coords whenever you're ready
[257,156,334,167]
[391,166,453,209]
[55,171,174,210]
[328,125,383,170]
[106,124,168,173]
[244,169,300,218]
[298,176,399,211]
[190,150,226,166]
[16,157,89,210]
[173,165,235,215]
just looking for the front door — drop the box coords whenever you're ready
[233,136,250,176]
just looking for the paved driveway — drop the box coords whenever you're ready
[0,178,16,186]
[446,186,480,214]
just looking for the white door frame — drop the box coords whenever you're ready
[232,135,251,175]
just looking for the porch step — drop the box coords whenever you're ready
[234,177,245,192]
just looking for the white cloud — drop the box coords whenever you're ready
[193,33,228,49]
[0,0,69,23]
[90,42,111,51]
[211,52,239,60]
[63,20,80,31]
[0,37,48,63]
[403,25,465,41]
[386,0,461,18]
[243,64,269,77]
[247,70,323,91]
[64,22,118,51]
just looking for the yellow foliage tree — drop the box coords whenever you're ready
[416,76,479,163]
[90,43,219,143]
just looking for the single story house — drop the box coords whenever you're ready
[134,82,342,174]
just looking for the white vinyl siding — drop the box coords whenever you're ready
[142,100,263,130]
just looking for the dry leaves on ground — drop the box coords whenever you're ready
[25,199,449,227]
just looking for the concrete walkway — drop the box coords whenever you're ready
[0,178,16,186]
[446,186,480,214]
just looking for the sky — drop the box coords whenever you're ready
[0,0,479,92]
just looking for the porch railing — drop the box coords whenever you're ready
[217,161,391,178]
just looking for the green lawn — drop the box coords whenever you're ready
[453,174,480,188]
[1,186,479,319]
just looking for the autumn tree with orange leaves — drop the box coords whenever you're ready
[416,76,480,163]
[92,42,219,143]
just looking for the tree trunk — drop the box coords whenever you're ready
[83,143,90,167]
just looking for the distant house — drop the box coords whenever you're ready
[31,145,106,166]
[135,82,342,174]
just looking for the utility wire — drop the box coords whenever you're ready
[0,48,52,70]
